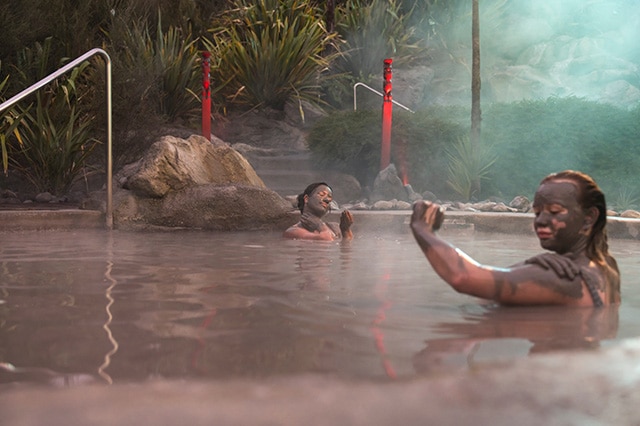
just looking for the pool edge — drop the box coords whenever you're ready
[1,208,640,239]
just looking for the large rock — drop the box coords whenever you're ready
[120,134,265,198]
[113,184,293,231]
[369,164,410,203]
[111,134,295,231]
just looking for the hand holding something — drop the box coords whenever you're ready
[300,212,324,233]
[525,253,579,279]
[340,210,354,234]
[411,201,445,232]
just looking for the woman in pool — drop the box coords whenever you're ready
[283,182,354,241]
[410,170,620,306]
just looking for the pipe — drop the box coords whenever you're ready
[201,51,211,141]
[380,59,393,171]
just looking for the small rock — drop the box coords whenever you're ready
[372,200,395,210]
[35,192,54,203]
[491,203,517,212]
[620,209,640,218]
[421,191,438,201]
[1,189,18,199]
[349,202,369,211]
[0,197,21,205]
[510,195,531,211]
[473,201,497,211]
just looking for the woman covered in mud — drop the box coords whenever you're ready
[410,170,620,306]
[283,182,353,241]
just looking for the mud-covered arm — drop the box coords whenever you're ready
[410,201,587,305]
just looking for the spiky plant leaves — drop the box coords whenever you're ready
[205,0,340,111]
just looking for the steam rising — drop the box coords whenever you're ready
[422,0,640,109]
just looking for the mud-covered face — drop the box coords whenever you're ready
[532,180,590,254]
[304,185,333,217]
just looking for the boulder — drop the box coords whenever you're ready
[113,184,293,231]
[370,164,410,203]
[110,134,294,231]
[620,209,640,219]
[509,195,531,212]
[120,134,265,198]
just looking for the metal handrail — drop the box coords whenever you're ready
[353,82,414,113]
[0,48,113,229]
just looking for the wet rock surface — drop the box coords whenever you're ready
[106,134,292,231]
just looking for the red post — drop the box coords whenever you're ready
[380,58,393,171]
[201,51,211,141]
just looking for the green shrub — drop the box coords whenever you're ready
[0,38,100,194]
[334,0,428,80]
[446,135,497,201]
[309,98,639,202]
[0,61,22,176]
[308,109,466,197]
[10,98,99,195]
[609,187,640,212]
[7,61,99,195]
[205,0,340,111]
[107,14,200,122]
[483,97,640,199]
[322,0,429,110]
[99,12,202,167]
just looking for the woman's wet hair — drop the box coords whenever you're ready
[540,170,612,264]
[297,182,330,213]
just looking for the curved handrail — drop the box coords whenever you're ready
[0,48,113,229]
[353,82,414,113]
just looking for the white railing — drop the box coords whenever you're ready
[353,82,414,113]
[0,48,113,229]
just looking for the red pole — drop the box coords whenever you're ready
[380,58,393,171]
[201,51,211,141]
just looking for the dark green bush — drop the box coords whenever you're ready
[483,97,640,199]
[205,0,339,112]
[334,0,428,80]
[308,109,467,197]
[309,98,640,202]
[324,0,429,110]
[6,59,99,195]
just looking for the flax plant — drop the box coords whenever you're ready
[6,50,99,195]
[610,188,639,212]
[11,97,98,194]
[204,0,340,111]
[1,63,24,176]
[112,15,201,121]
[446,135,497,201]
[335,0,428,80]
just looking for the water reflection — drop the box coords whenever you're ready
[0,230,637,385]
[413,305,619,375]
[98,232,118,385]
[293,240,353,291]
